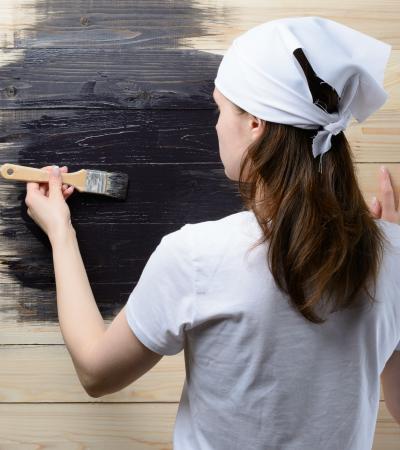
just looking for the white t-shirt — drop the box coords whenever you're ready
[125,210,400,450]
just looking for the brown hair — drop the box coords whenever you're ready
[233,103,390,324]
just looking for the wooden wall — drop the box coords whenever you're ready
[0,1,399,448]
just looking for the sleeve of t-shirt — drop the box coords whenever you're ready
[124,224,195,356]
[395,340,400,351]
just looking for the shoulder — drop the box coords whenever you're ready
[163,210,250,242]
[159,211,251,292]
[165,210,251,253]
[185,210,250,237]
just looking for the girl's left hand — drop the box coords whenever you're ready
[25,165,75,240]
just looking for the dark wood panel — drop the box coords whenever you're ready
[0,214,250,322]
[1,0,225,49]
[0,1,238,330]
[0,108,220,166]
[1,222,189,286]
[2,217,244,286]
[0,109,241,225]
[1,216,244,322]
[0,110,243,327]
[0,48,221,108]
[0,163,240,224]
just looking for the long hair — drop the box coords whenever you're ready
[232,60,390,323]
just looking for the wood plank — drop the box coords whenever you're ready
[0,1,399,49]
[0,48,397,109]
[0,402,179,450]
[0,109,220,166]
[373,401,400,450]
[0,344,389,402]
[0,48,221,109]
[0,0,224,50]
[0,345,185,402]
[0,402,397,449]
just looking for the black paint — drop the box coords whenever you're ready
[0,1,243,324]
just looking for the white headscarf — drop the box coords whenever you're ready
[214,16,391,171]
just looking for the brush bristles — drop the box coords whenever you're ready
[105,172,129,199]
[84,169,129,199]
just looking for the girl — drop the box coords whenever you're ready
[25,16,400,450]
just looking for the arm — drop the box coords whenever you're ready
[50,224,107,392]
[51,225,163,397]
[79,305,163,398]
[381,351,400,425]
[25,165,162,396]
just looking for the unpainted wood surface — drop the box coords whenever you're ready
[0,402,398,449]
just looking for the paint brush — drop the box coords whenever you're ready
[0,163,129,200]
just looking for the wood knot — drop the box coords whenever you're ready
[5,85,17,97]
[80,16,89,26]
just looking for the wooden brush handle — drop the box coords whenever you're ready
[0,163,87,190]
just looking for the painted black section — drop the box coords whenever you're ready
[0,48,222,109]
[7,0,227,49]
[0,2,244,323]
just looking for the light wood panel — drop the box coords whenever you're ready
[0,345,185,402]
[0,344,391,402]
[0,403,179,450]
[0,402,397,450]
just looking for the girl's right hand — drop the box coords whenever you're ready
[369,166,400,225]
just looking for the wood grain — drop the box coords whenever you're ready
[0,344,389,402]
[0,1,399,49]
[0,48,222,109]
[0,345,185,402]
[0,402,397,450]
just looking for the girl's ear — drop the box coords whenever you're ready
[249,115,266,132]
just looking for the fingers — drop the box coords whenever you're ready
[39,165,69,197]
[376,166,399,224]
[61,166,74,199]
[63,190,74,200]
[369,195,382,219]
[26,164,74,200]
[60,166,69,191]
[39,166,57,195]
[379,166,396,213]
[26,180,41,194]
[39,182,47,195]
[63,185,75,200]
[59,166,74,199]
